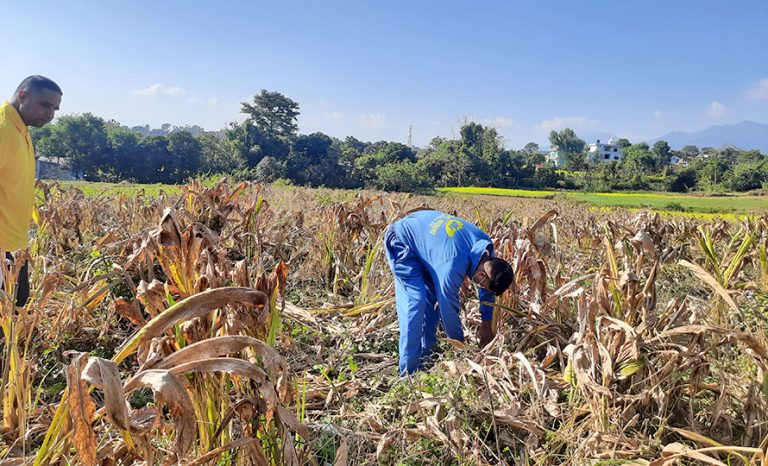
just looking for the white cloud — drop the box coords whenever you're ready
[478,116,513,128]
[187,97,203,104]
[165,86,186,96]
[323,112,344,121]
[706,101,732,118]
[746,78,768,100]
[358,113,388,128]
[653,110,663,118]
[207,98,219,107]
[132,83,188,97]
[538,116,599,131]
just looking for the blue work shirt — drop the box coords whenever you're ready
[391,210,496,339]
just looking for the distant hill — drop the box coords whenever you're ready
[653,121,768,152]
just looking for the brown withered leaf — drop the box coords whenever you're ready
[163,357,280,420]
[333,436,349,466]
[136,279,166,318]
[66,352,98,466]
[112,298,146,327]
[276,405,309,438]
[131,370,196,459]
[376,431,399,460]
[181,437,262,466]
[129,405,161,433]
[630,230,657,258]
[402,397,451,416]
[529,209,558,233]
[81,357,129,430]
[281,426,300,466]
[678,260,739,315]
[152,335,287,375]
[113,287,268,364]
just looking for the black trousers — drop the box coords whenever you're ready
[4,252,30,307]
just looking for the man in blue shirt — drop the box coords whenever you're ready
[385,209,514,375]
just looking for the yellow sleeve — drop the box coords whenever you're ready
[0,127,14,171]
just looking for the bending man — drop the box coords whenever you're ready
[385,209,514,375]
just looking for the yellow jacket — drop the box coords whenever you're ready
[0,101,35,251]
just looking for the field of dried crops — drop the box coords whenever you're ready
[1,179,767,465]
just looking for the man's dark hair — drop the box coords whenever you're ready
[486,257,514,296]
[14,75,62,97]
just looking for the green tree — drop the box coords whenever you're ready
[459,122,505,185]
[166,131,202,182]
[615,138,631,149]
[138,135,172,183]
[355,142,416,185]
[104,121,142,181]
[549,128,586,155]
[692,154,733,192]
[680,145,699,158]
[737,149,764,165]
[549,128,585,171]
[521,142,544,166]
[666,167,698,192]
[652,140,672,163]
[34,113,109,179]
[419,139,472,186]
[728,161,767,191]
[522,142,539,155]
[224,120,289,167]
[198,131,245,174]
[287,132,342,187]
[371,161,431,192]
[240,90,300,139]
[622,144,658,176]
[254,156,288,183]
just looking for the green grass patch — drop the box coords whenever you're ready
[568,191,767,214]
[443,186,767,215]
[50,181,184,198]
[440,187,555,198]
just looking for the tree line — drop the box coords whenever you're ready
[31,90,768,193]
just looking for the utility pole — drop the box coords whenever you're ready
[408,125,413,148]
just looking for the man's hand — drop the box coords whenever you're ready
[478,320,494,348]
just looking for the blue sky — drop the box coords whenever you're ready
[2,0,766,148]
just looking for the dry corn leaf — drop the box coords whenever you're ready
[678,260,739,315]
[402,397,451,415]
[113,287,268,364]
[144,335,286,374]
[182,437,261,466]
[131,369,196,459]
[66,352,98,466]
[163,357,280,420]
[333,436,348,466]
[275,405,309,438]
[112,298,147,328]
[81,357,129,430]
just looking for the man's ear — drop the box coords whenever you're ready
[17,90,27,104]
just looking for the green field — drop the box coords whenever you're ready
[439,186,556,198]
[42,182,767,216]
[51,181,182,198]
[440,186,767,215]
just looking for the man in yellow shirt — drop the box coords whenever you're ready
[0,76,62,306]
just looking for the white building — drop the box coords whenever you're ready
[587,138,622,164]
[35,156,81,181]
[545,149,566,167]
[669,155,689,166]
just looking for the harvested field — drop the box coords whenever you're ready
[1,178,767,465]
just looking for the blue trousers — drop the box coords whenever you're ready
[385,227,440,375]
